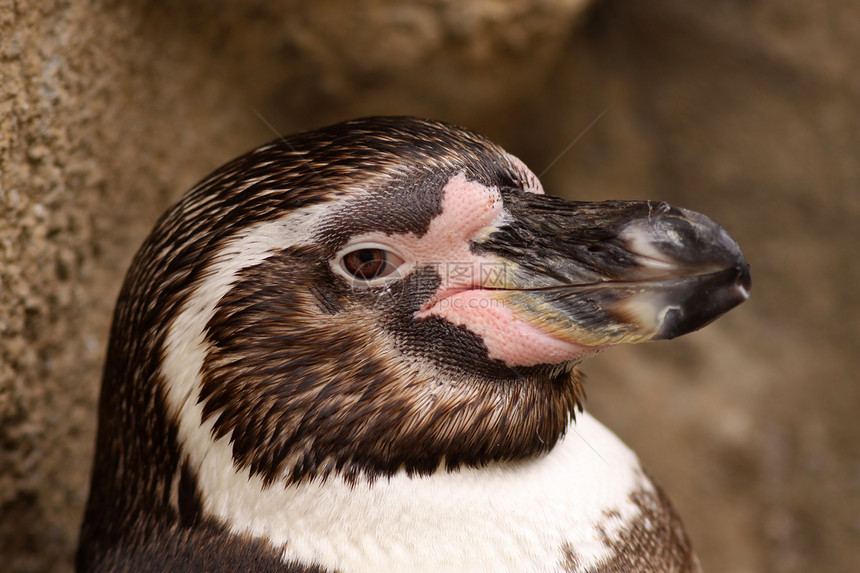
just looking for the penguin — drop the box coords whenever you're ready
[77,116,751,572]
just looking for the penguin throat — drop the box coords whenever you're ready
[195,337,586,485]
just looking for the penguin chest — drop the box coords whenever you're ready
[198,414,660,573]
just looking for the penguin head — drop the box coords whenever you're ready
[105,116,750,487]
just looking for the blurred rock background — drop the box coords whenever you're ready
[1,1,858,571]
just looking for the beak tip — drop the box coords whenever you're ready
[655,261,752,340]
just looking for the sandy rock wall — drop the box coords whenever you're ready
[1,1,858,572]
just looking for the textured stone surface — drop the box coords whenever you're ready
[1,0,858,572]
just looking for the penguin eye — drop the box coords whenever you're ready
[340,246,405,281]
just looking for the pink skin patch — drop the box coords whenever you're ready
[424,288,603,366]
[349,164,601,368]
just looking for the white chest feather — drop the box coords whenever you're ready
[185,412,649,573]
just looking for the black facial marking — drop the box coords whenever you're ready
[370,265,517,379]
[317,170,450,246]
[311,283,343,315]
[178,460,203,527]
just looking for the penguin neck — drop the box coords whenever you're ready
[185,412,651,573]
[171,340,586,487]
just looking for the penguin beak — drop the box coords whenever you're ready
[475,192,752,347]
